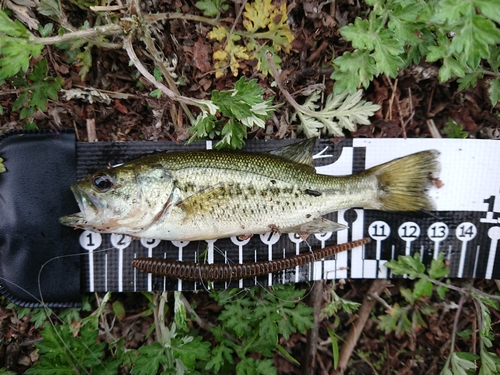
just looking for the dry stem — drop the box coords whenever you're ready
[331,279,390,375]
[123,35,201,110]
[31,24,122,47]
[302,281,324,375]
[145,12,219,26]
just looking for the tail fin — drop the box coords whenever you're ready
[367,150,440,211]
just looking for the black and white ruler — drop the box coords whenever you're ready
[74,138,500,292]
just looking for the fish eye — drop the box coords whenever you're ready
[92,173,114,192]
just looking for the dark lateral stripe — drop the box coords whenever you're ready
[305,189,322,196]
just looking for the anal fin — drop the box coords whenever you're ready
[283,218,347,235]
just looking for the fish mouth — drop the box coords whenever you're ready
[59,184,103,227]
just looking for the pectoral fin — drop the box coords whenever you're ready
[177,183,229,216]
[284,218,347,235]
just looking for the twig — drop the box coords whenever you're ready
[427,119,442,138]
[471,305,477,355]
[265,51,331,117]
[405,87,415,131]
[307,40,329,64]
[302,281,323,375]
[0,89,21,96]
[71,85,141,100]
[427,308,470,374]
[19,337,44,346]
[139,15,195,123]
[391,79,408,138]
[331,279,390,375]
[144,12,219,26]
[426,277,500,303]
[72,120,80,141]
[224,0,248,50]
[441,294,466,371]
[179,293,214,332]
[384,75,396,120]
[86,118,97,142]
[90,5,127,11]
[30,24,122,46]
[123,35,201,110]
[450,294,466,352]
[368,289,393,312]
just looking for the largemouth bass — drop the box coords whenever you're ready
[60,139,440,241]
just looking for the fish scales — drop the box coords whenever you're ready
[144,152,375,238]
[60,140,440,241]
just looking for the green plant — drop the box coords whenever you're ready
[54,22,95,82]
[26,318,121,375]
[0,11,44,81]
[443,118,468,138]
[129,292,211,375]
[0,369,16,375]
[24,294,120,375]
[320,285,361,370]
[6,302,52,329]
[130,323,210,375]
[320,286,361,318]
[291,90,381,138]
[207,284,314,374]
[0,5,121,128]
[383,253,500,375]
[195,0,229,18]
[378,253,447,337]
[38,0,122,82]
[331,0,500,105]
[9,284,315,374]
[207,0,294,77]
[11,59,62,124]
[187,77,277,149]
[0,5,259,146]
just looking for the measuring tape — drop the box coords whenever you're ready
[75,138,500,292]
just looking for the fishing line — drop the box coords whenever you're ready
[0,277,95,375]
[255,236,318,304]
[3,237,368,371]
[209,238,368,304]
[194,243,247,293]
[249,237,321,304]
[190,244,219,293]
[177,241,313,302]
[37,246,118,375]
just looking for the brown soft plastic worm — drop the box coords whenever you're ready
[131,237,371,282]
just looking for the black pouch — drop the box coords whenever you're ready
[0,130,81,307]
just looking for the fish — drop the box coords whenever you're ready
[60,139,440,241]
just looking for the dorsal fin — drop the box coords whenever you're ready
[266,138,316,167]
